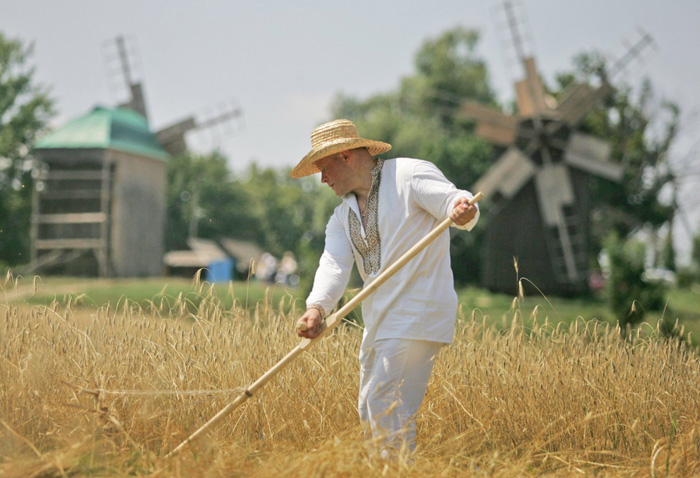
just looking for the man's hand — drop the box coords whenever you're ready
[296,307,324,339]
[450,196,478,226]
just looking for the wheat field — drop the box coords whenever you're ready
[1,276,699,477]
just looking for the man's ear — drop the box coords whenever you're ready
[339,150,351,163]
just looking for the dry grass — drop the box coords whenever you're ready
[1,275,699,477]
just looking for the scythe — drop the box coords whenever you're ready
[167,192,483,457]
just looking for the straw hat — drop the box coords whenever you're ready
[289,119,392,178]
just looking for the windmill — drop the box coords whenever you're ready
[28,36,242,277]
[462,2,654,294]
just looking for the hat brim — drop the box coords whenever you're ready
[289,138,391,178]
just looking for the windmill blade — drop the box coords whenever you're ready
[156,117,197,157]
[534,164,581,282]
[515,57,552,118]
[555,81,614,126]
[564,133,622,181]
[474,147,536,200]
[104,36,149,119]
[117,83,148,119]
[460,100,518,146]
[155,105,243,156]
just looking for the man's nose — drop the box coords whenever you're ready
[321,171,328,184]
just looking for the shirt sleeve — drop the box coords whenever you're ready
[306,209,355,316]
[411,160,480,231]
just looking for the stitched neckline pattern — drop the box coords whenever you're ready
[348,159,383,275]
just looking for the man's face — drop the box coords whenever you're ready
[316,153,354,196]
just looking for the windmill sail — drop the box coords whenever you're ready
[564,133,622,181]
[515,57,553,117]
[460,100,518,146]
[474,147,536,200]
[556,82,614,126]
[534,164,581,282]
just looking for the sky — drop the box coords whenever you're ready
[3,0,700,260]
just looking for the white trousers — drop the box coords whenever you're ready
[358,338,443,455]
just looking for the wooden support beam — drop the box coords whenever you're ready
[39,190,103,200]
[34,239,104,250]
[39,171,106,181]
[34,213,107,224]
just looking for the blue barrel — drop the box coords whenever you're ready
[206,259,235,283]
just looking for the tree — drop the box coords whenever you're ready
[166,152,259,251]
[0,32,54,267]
[553,53,682,320]
[604,231,666,329]
[693,230,700,271]
[555,52,680,254]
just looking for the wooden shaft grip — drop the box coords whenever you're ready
[469,191,484,205]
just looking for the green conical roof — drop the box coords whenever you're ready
[34,106,169,161]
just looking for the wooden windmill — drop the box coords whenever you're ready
[462,3,653,294]
[29,36,242,277]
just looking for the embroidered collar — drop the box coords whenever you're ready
[347,159,383,275]
[369,158,383,180]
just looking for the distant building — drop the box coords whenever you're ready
[164,237,264,282]
[31,106,169,277]
[217,238,265,278]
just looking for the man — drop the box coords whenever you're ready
[291,119,479,457]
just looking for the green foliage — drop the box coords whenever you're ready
[660,227,676,272]
[412,27,497,121]
[240,164,337,256]
[693,230,700,268]
[675,267,697,289]
[166,152,259,251]
[604,232,667,328]
[0,32,54,266]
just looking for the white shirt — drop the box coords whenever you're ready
[306,158,479,349]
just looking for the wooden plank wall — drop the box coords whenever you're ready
[109,150,167,277]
